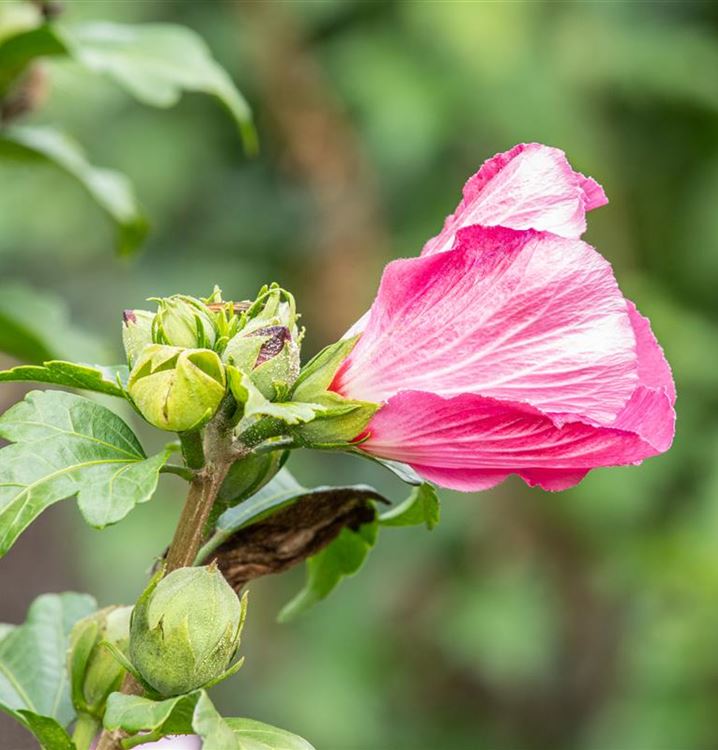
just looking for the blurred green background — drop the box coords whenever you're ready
[2,1,718,749]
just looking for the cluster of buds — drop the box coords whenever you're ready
[129,565,246,697]
[122,285,302,433]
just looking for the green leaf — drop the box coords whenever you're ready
[58,21,257,153]
[0,126,148,256]
[15,711,76,750]
[200,468,387,562]
[0,361,128,397]
[348,451,423,486]
[103,691,198,737]
[274,482,439,621]
[0,282,105,364]
[379,482,440,530]
[0,592,96,747]
[104,692,316,750]
[0,624,14,641]
[278,520,378,623]
[218,451,289,508]
[0,16,65,96]
[292,336,359,401]
[192,691,238,750]
[226,718,316,750]
[0,390,171,556]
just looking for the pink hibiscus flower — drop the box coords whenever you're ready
[331,143,675,491]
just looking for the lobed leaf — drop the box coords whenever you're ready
[0,126,148,256]
[0,390,171,556]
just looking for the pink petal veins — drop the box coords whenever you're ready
[335,225,637,425]
[422,142,608,257]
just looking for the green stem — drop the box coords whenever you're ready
[160,463,194,481]
[72,713,100,750]
[179,430,205,470]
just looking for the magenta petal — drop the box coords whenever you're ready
[335,225,638,425]
[421,143,608,256]
[412,466,591,492]
[608,301,676,452]
[360,390,668,492]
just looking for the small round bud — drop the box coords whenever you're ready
[153,296,217,350]
[127,345,226,432]
[129,565,244,697]
[68,606,132,717]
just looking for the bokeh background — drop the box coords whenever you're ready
[2,1,718,749]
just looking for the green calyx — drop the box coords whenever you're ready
[127,344,227,432]
[68,605,133,718]
[290,336,380,448]
[129,565,246,697]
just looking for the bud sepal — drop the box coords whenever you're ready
[67,605,132,718]
[289,336,380,449]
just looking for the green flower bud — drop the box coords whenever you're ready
[128,345,226,432]
[122,309,154,368]
[223,285,301,400]
[152,295,217,349]
[68,606,132,717]
[129,565,244,697]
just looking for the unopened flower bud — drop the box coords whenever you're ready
[68,606,132,717]
[129,565,244,697]
[122,309,154,368]
[152,296,217,350]
[127,345,226,432]
[223,286,301,399]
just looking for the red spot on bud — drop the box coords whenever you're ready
[254,326,291,366]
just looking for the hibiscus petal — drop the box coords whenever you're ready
[422,143,608,256]
[334,225,637,425]
[359,390,668,492]
[608,301,676,452]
